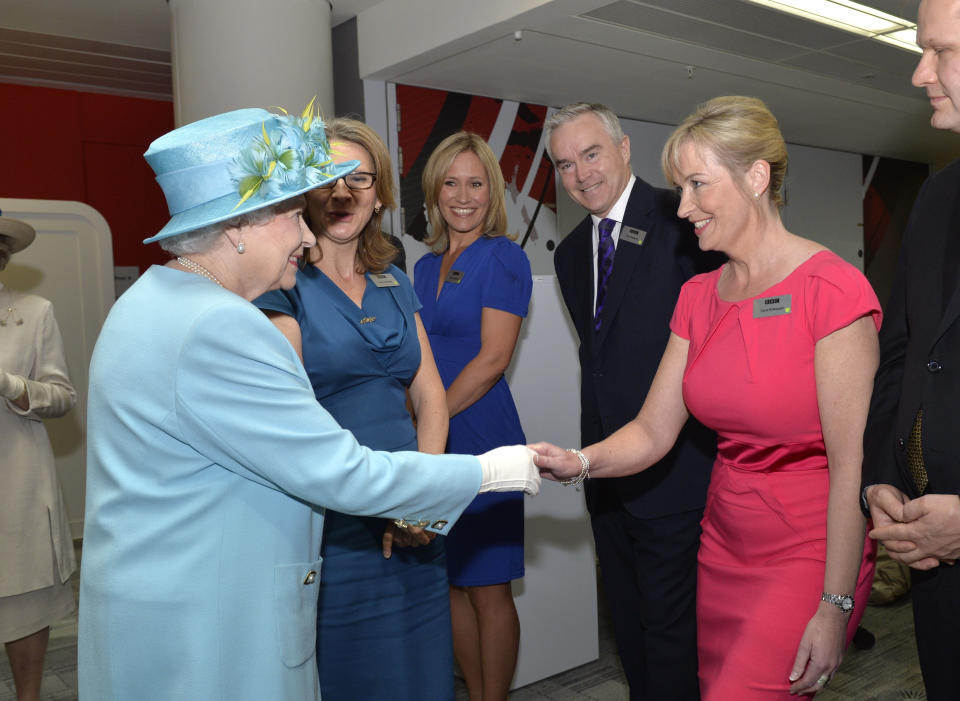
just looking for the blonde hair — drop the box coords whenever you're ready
[421,131,509,253]
[661,96,788,209]
[306,117,399,273]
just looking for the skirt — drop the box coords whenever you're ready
[0,578,75,643]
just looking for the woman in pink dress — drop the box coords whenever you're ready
[534,96,878,699]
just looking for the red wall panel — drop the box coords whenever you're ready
[84,142,170,270]
[0,85,84,201]
[0,83,174,272]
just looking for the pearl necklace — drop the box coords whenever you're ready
[177,257,224,287]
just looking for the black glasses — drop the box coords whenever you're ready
[319,171,377,191]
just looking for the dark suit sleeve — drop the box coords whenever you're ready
[862,189,921,502]
[554,235,580,326]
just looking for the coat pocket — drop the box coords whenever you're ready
[273,558,322,668]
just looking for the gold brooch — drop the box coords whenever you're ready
[0,307,22,327]
[359,316,376,325]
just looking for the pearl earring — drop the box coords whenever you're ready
[237,240,245,254]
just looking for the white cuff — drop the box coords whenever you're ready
[477,445,540,496]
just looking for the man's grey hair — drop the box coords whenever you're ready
[543,103,626,163]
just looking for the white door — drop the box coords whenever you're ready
[0,198,115,539]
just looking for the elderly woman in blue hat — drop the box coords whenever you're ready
[78,103,539,701]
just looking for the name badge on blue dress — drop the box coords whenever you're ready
[753,294,792,318]
[369,273,399,288]
[445,270,465,284]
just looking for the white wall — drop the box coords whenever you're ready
[506,276,598,689]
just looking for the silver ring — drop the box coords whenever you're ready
[817,674,830,687]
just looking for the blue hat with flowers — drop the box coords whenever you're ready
[143,99,358,244]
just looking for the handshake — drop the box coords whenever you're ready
[476,442,590,496]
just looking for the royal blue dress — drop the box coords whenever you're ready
[256,264,454,700]
[414,236,532,586]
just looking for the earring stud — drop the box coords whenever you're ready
[237,240,245,254]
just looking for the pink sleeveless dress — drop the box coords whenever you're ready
[669,251,880,699]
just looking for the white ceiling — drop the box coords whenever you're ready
[0,0,380,98]
[0,0,953,164]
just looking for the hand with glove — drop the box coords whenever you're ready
[0,369,27,403]
[476,445,540,496]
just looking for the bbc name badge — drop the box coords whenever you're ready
[369,273,400,288]
[753,294,791,318]
[620,226,646,246]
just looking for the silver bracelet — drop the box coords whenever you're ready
[561,448,590,487]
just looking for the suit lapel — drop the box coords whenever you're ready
[595,182,654,348]
[931,194,960,348]
[566,219,597,347]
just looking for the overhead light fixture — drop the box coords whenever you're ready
[744,0,920,53]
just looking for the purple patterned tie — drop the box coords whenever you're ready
[594,218,616,332]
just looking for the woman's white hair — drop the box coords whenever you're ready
[159,200,300,256]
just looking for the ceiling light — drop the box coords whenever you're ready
[744,0,920,53]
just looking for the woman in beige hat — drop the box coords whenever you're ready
[0,212,78,701]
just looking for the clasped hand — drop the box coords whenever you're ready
[867,484,960,569]
[527,442,583,482]
[0,368,26,401]
[381,522,435,559]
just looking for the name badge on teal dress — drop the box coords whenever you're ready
[369,273,399,288]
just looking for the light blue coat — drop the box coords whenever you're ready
[79,266,481,700]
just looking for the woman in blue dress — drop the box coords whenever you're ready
[414,131,533,701]
[255,118,455,700]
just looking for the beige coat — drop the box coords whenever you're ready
[0,283,77,596]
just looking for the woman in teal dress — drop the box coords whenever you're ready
[256,118,455,699]
[414,132,532,701]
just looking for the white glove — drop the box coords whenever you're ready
[477,445,540,496]
[0,370,26,401]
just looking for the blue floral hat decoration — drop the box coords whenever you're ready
[142,98,359,244]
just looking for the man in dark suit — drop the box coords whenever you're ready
[545,103,716,700]
[862,1,960,698]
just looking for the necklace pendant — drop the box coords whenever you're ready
[0,306,21,327]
